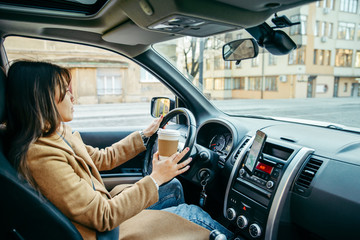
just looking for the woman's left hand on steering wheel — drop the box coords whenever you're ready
[143,115,164,137]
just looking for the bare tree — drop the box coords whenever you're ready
[183,38,202,79]
[182,35,226,79]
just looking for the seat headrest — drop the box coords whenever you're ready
[0,67,5,123]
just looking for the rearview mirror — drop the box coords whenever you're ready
[150,97,175,118]
[222,38,259,61]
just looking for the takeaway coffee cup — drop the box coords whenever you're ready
[157,129,180,160]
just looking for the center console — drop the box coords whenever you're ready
[224,131,301,239]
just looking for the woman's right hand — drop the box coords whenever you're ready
[150,148,192,186]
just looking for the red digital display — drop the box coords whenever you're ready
[256,162,273,174]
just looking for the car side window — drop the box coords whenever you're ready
[4,36,174,129]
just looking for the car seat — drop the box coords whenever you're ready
[0,67,83,240]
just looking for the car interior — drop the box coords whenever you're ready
[0,0,359,240]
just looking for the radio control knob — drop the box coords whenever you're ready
[249,223,262,238]
[226,208,236,221]
[266,180,274,189]
[236,215,248,229]
[239,168,245,176]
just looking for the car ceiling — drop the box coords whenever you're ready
[0,0,318,57]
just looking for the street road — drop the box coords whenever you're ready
[68,97,360,130]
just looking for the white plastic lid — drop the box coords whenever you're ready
[157,128,180,137]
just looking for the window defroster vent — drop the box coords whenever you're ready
[294,158,323,195]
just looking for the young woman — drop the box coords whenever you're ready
[5,60,232,240]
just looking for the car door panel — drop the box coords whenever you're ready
[78,128,144,190]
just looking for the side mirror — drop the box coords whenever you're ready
[222,38,259,61]
[150,97,175,118]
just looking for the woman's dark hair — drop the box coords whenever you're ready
[5,60,71,187]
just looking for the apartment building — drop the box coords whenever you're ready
[201,0,360,100]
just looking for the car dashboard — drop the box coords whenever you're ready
[196,117,360,240]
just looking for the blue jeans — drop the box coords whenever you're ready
[147,178,185,210]
[148,178,233,239]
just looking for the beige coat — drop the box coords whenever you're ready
[26,125,209,240]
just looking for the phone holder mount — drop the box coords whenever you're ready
[258,153,264,162]
[271,13,300,29]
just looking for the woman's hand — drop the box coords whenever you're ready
[150,148,192,186]
[143,115,163,138]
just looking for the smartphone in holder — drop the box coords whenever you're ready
[244,130,267,175]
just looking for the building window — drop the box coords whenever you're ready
[317,0,335,9]
[224,78,232,90]
[288,47,306,65]
[313,49,331,66]
[251,56,260,67]
[140,68,158,83]
[214,56,223,70]
[224,61,232,69]
[248,77,261,91]
[314,49,330,65]
[319,50,325,65]
[214,37,223,50]
[97,68,122,95]
[233,77,245,89]
[314,49,327,65]
[328,22,333,38]
[314,21,320,36]
[206,38,213,49]
[355,50,360,67]
[325,50,332,65]
[206,58,211,70]
[344,82,348,92]
[340,0,358,13]
[335,49,353,67]
[321,22,326,36]
[236,33,243,39]
[225,33,233,43]
[205,78,213,90]
[290,15,307,35]
[265,77,278,91]
[337,22,356,40]
[313,49,318,64]
[214,78,224,90]
[268,54,277,65]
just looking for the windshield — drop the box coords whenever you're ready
[153,3,360,130]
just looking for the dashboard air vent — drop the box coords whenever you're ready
[231,138,250,165]
[296,158,323,188]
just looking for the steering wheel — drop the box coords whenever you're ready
[143,108,197,176]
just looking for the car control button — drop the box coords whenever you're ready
[226,208,236,221]
[237,215,248,229]
[249,223,262,238]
